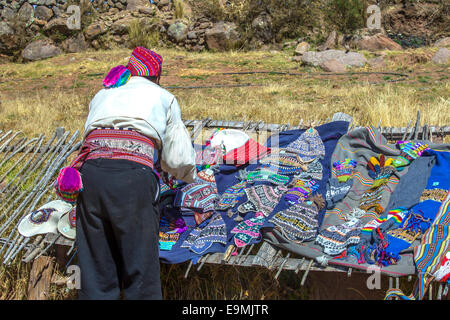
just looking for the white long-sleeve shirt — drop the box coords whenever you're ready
[84,76,196,183]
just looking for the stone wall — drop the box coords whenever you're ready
[0,0,448,62]
[1,0,243,61]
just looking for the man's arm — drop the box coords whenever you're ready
[160,97,197,183]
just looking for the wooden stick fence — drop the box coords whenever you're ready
[0,111,448,299]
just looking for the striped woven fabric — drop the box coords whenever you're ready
[384,190,450,300]
[72,128,157,170]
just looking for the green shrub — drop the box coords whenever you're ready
[325,0,364,33]
[173,0,185,19]
[128,19,161,49]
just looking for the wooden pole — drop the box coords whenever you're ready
[27,255,55,300]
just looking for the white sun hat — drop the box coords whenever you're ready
[57,206,76,240]
[209,129,250,154]
[18,200,73,237]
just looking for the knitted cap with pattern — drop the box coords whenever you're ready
[270,197,322,242]
[237,184,288,217]
[231,215,265,248]
[174,182,219,213]
[180,213,227,254]
[284,128,325,162]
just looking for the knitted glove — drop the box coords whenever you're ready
[325,177,353,209]
[367,154,396,189]
[392,141,429,168]
[333,158,357,183]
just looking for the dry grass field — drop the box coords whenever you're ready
[0,46,448,300]
[0,47,448,138]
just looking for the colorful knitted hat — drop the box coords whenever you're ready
[259,153,308,171]
[103,47,163,89]
[193,210,213,226]
[237,184,288,217]
[159,231,180,251]
[316,219,363,256]
[332,158,357,183]
[195,168,216,184]
[127,46,163,77]
[297,158,323,181]
[393,141,429,168]
[359,186,385,214]
[270,195,324,242]
[231,215,265,248]
[237,168,290,186]
[284,179,319,205]
[284,128,325,162]
[258,159,304,176]
[181,213,227,254]
[159,216,188,234]
[174,182,219,213]
[325,177,353,209]
[53,166,83,204]
[215,181,247,211]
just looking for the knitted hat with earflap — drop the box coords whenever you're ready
[103,47,163,89]
[270,194,325,242]
[237,184,288,217]
[284,128,325,162]
[231,214,265,248]
[180,213,227,254]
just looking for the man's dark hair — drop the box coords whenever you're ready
[143,75,160,85]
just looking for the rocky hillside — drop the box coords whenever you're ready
[0,0,449,62]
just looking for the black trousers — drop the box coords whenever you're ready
[75,158,162,300]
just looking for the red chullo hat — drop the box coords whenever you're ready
[127,46,163,77]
